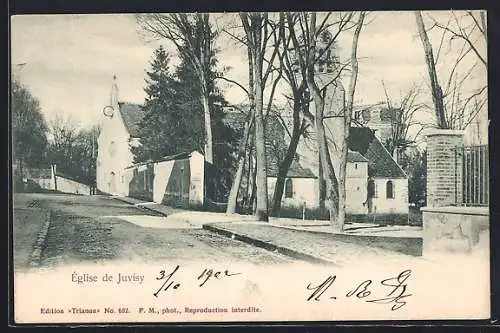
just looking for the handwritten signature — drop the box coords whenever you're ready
[306,269,412,311]
[153,266,241,298]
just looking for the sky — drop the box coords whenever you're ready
[10,11,487,142]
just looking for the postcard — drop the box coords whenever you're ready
[10,11,489,324]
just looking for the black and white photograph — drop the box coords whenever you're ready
[10,11,489,323]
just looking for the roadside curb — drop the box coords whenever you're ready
[28,210,51,267]
[113,197,169,217]
[135,204,169,217]
[202,223,337,266]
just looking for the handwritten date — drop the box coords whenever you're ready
[306,269,412,311]
[154,266,241,298]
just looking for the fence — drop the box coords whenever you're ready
[455,145,489,206]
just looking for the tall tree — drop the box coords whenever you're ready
[131,46,202,162]
[238,13,282,222]
[270,13,310,215]
[137,13,217,164]
[47,115,100,186]
[11,80,49,178]
[175,50,238,173]
[415,11,448,129]
[337,11,366,230]
[414,11,487,130]
[133,45,236,173]
[286,12,363,231]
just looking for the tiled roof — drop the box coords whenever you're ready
[348,127,407,178]
[118,102,144,138]
[267,159,317,178]
[347,150,368,162]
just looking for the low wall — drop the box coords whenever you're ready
[56,176,90,195]
[326,232,422,256]
[421,206,489,255]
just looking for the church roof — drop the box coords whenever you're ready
[267,159,317,179]
[348,127,407,179]
[347,150,369,162]
[118,102,143,138]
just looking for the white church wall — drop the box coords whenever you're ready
[96,81,135,196]
[371,178,409,214]
[267,177,318,208]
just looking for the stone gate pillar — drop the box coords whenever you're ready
[426,129,465,207]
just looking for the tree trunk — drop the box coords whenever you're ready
[227,32,256,215]
[250,160,258,214]
[271,104,303,216]
[414,11,447,129]
[226,153,245,214]
[318,153,326,209]
[337,11,365,231]
[253,71,269,221]
[312,92,339,228]
[201,86,214,164]
[225,113,254,214]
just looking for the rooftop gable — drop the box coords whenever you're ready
[348,127,407,178]
[267,158,317,179]
[118,102,143,138]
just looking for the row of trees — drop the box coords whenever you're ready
[136,12,366,231]
[134,11,486,231]
[12,79,99,188]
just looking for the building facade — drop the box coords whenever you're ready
[96,78,141,196]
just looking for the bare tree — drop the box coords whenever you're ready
[337,11,366,230]
[136,14,216,163]
[429,10,487,68]
[223,14,282,220]
[415,11,448,129]
[286,12,364,231]
[238,12,283,221]
[380,82,428,161]
[414,10,487,130]
[269,13,310,216]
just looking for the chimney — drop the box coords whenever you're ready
[110,75,119,107]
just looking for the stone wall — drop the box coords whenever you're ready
[422,129,489,255]
[422,206,489,254]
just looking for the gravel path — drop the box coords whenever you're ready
[12,194,293,268]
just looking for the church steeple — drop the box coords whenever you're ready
[110,75,119,107]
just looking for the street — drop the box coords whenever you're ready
[12,193,293,270]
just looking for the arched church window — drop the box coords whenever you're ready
[386,180,394,199]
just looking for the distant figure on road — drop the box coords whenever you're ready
[89,179,97,195]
